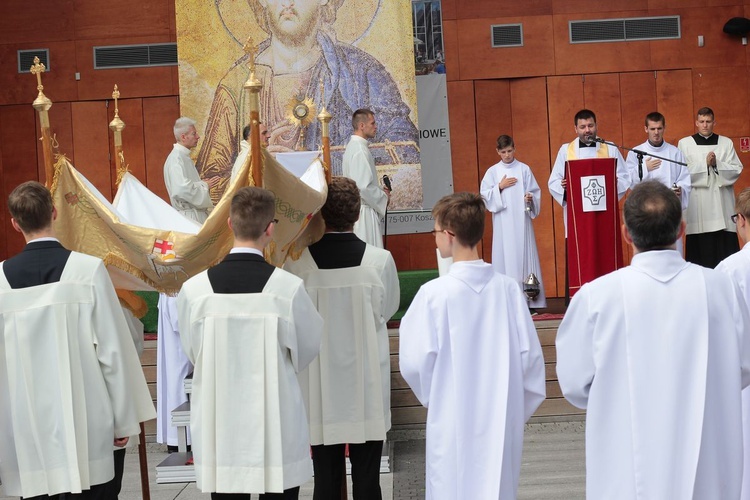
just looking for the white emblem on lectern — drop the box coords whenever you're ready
[581,175,607,212]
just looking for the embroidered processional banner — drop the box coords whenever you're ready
[175,0,422,210]
[565,158,624,297]
[50,151,326,294]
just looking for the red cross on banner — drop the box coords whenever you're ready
[152,239,174,255]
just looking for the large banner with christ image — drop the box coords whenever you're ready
[175,0,423,211]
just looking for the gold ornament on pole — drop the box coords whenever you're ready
[109,85,129,186]
[316,78,332,184]
[30,56,55,187]
[286,94,316,151]
[243,37,264,188]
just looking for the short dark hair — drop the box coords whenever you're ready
[697,107,714,119]
[496,135,514,150]
[736,187,750,220]
[321,177,360,232]
[8,181,54,234]
[230,187,276,241]
[574,109,596,125]
[645,112,665,127]
[623,181,682,251]
[352,109,374,130]
[242,124,251,141]
[432,192,485,247]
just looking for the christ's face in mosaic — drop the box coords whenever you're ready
[260,0,324,43]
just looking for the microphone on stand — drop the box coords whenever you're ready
[382,175,392,191]
[382,175,392,249]
[592,137,605,143]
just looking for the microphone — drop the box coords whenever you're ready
[592,137,605,143]
[382,174,392,191]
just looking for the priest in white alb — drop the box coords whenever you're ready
[285,176,400,497]
[178,187,323,498]
[557,181,750,499]
[342,109,390,248]
[399,192,546,499]
[0,181,155,499]
[157,116,221,451]
[480,134,546,309]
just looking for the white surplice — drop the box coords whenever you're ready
[230,139,250,183]
[677,134,743,235]
[156,293,192,446]
[177,269,323,494]
[399,260,546,499]
[163,143,213,224]
[285,245,400,445]
[557,250,750,499]
[0,253,155,498]
[717,242,750,500]
[342,135,387,248]
[548,140,630,234]
[480,159,546,308]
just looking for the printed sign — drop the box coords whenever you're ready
[581,175,607,212]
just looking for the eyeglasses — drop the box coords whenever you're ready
[732,214,741,224]
[265,218,279,231]
[430,228,455,237]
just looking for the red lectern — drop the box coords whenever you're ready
[566,158,624,297]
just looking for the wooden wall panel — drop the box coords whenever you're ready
[75,37,177,101]
[552,0,648,13]
[649,0,742,8]
[442,0,457,20]
[456,16,555,81]
[552,12,653,75]
[443,20,459,82]
[408,233,440,270]
[583,74,624,147]
[446,81,478,193]
[547,76,584,297]
[0,41,80,106]
[655,70,695,145]
[649,7,746,71]
[619,72,657,152]
[109,99,147,192]
[71,101,112,199]
[142,96,180,202]
[691,67,750,137]
[0,105,39,258]
[474,80,512,260]
[456,0,552,19]
[386,233,410,271]
[509,78,556,300]
[73,0,172,39]
[0,0,74,44]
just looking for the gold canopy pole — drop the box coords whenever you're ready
[30,57,54,187]
[317,78,332,184]
[109,85,128,186]
[243,38,264,187]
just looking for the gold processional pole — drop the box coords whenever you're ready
[30,57,54,187]
[317,78,332,184]
[243,38,264,187]
[107,84,151,500]
[109,85,128,185]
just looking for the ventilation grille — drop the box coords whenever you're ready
[18,49,50,73]
[491,24,523,47]
[94,43,177,69]
[570,16,680,44]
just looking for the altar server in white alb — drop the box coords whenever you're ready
[548,109,630,231]
[716,187,750,500]
[627,112,691,255]
[178,187,323,499]
[157,116,221,450]
[557,181,750,500]
[342,109,391,247]
[399,192,546,499]
[285,177,400,498]
[480,134,546,309]
[678,106,743,268]
[0,181,155,499]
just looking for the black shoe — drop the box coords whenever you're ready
[167,444,191,453]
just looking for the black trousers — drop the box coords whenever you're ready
[210,486,300,500]
[312,441,383,500]
[686,230,740,269]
